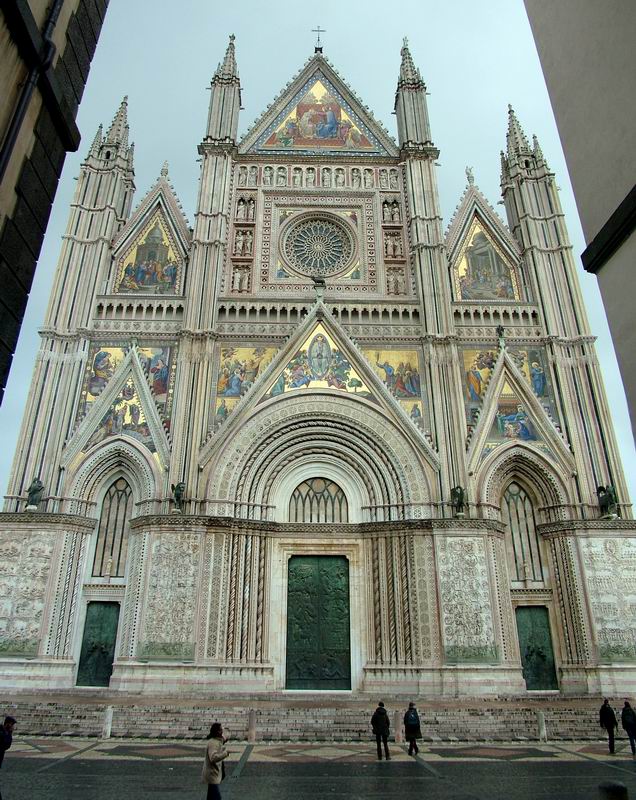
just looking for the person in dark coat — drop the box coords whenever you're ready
[404,702,422,756]
[621,700,636,756]
[599,698,618,754]
[371,701,391,760]
[0,716,16,800]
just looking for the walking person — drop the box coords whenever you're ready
[202,722,230,799]
[404,702,422,756]
[0,716,16,800]
[371,701,391,760]
[599,698,618,754]
[621,700,636,757]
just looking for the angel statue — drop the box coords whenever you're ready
[450,485,466,517]
[171,482,186,513]
[596,485,618,519]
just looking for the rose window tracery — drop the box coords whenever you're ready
[281,216,354,278]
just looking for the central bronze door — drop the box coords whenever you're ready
[286,555,351,690]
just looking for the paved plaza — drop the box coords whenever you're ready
[2,738,636,799]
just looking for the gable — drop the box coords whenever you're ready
[263,322,374,399]
[466,350,572,473]
[241,59,398,157]
[452,216,521,302]
[112,206,184,295]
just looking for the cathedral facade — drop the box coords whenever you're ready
[1,38,635,698]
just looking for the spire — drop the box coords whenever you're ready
[88,123,103,157]
[506,104,531,156]
[105,96,129,146]
[205,35,241,142]
[399,37,423,86]
[532,133,548,166]
[394,38,432,149]
[213,34,239,82]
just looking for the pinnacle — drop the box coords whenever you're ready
[399,36,422,84]
[160,161,169,178]
[214,33,239,81]
[105,96,129,146]
[506,104,531,155]
[89,123,103,156]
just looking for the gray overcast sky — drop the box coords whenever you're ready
[2,0,634,501]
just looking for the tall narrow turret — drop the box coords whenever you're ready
[394,37,433,149]
[205,34,241,143]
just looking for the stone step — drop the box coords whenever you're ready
[0,692,607,741]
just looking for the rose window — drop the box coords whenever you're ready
[281,217,354,278]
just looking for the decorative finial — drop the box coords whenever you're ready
[403,37,409,49]
[229,33,235,43]
[312,25,325,53]
[161,161,169,178]
[508,103,514,113]
[465,166,474,185]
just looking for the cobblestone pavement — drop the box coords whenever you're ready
[3,738,636,799]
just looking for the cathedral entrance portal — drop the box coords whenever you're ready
[515,606,558,691]
[76,602,120,687]
[286,556,351,690]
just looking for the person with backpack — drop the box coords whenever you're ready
[621,700,636,756]
[404,702,422,756]
[371,701,391,760]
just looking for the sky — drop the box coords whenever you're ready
[1,0,634,501]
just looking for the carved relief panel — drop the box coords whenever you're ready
[580,537,636,662]
[437,535,497,663]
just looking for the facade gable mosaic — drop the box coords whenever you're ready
[113,207,184,295]
[203,305,438,470]
[467,349,573,474]
[76,342,177,431]
[64,346,171,468]
[241,58,398,156]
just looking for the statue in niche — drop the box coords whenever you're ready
[236,198,246,220]
[322,168,332,187]
[244,230,254,256]
[384,235,391,257]
[276,167,287,186]
[389,169,399,189]
[352,169,361,189]
[450,486,467,517]
[382,201,391,223]
[293,168,302,187]
[597,485,619,518]
[248,165,258,186]
[247,197,255,221]
[363,169,373,188]
[379,169,388,189]
[335,168,345,187]
[238,166,247,187]
[232,265,242,291]
[171,482,186,513]
[263,166,273,186]
[306,168,315,187]
[25,477,45,510]
[391,201,401,222]
[394,236,403,258]
[234,230,245,256]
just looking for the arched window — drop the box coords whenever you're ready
[92,478,133,577]
[501,481,544,583]
[289,477,348,523]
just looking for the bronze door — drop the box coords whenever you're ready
[76,601,120,687]
[515,605,558,690]
[286,555,351,690]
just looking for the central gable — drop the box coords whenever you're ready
[240,57,398,157]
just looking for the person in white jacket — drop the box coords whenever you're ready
[201,722,230,800]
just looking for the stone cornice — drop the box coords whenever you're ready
[538,519,636,537]
[0,512,95,532]
[130,514,505,536]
